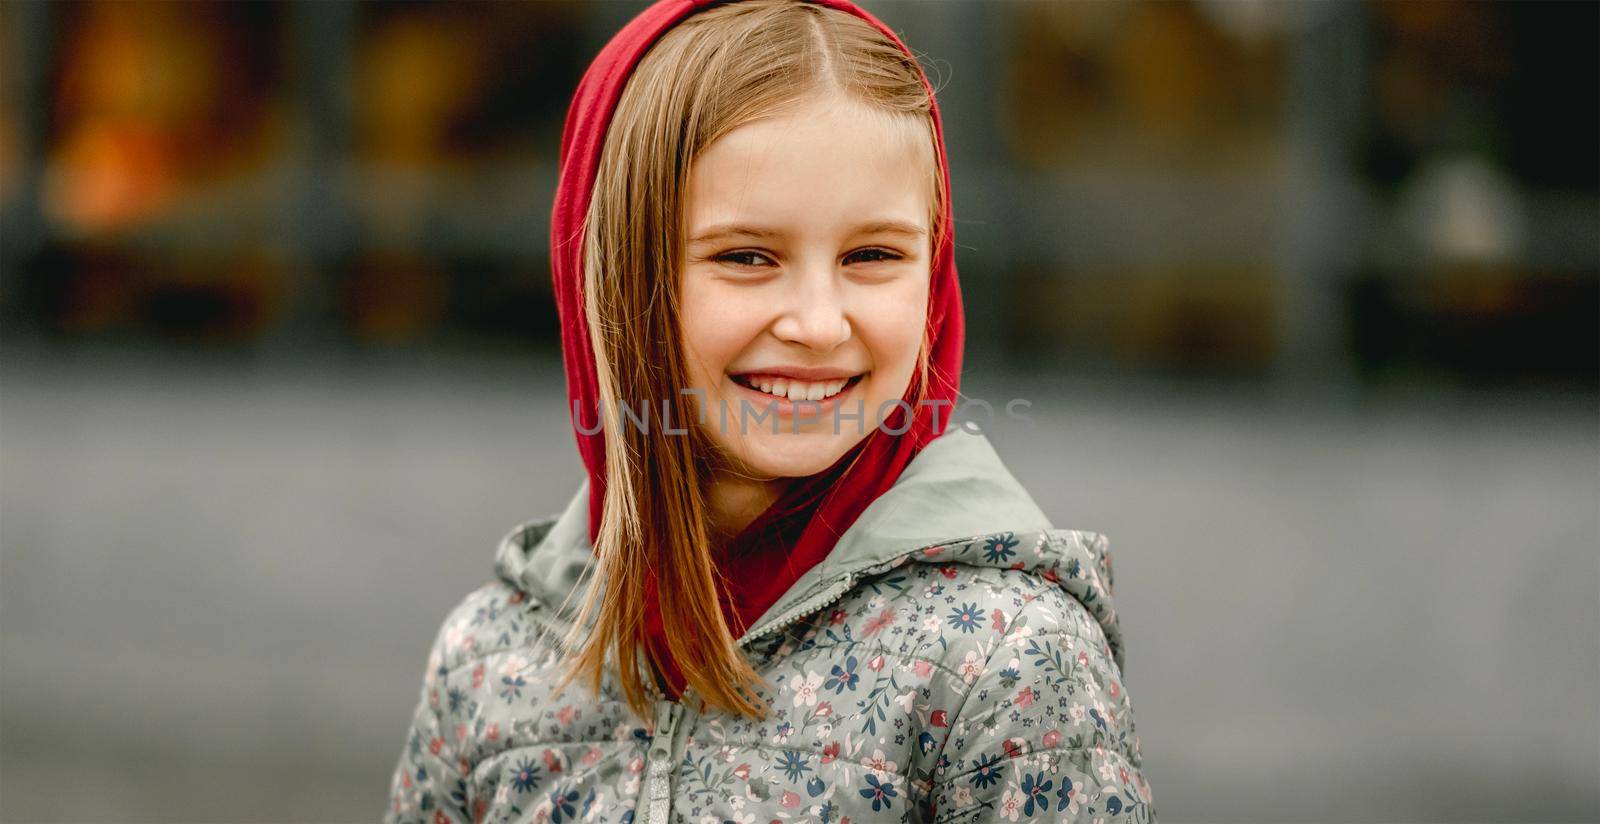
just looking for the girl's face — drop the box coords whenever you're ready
[678,94,934,482]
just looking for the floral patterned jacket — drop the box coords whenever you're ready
[384,427,1154,823]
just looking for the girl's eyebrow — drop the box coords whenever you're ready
[852,220,928,239]
[688,220,926,245]
[689,224,784,244]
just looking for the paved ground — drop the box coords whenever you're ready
[2,342,1596,822]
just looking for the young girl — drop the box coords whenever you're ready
[385,1,1153,821]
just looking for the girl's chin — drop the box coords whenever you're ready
[714,433,864,478]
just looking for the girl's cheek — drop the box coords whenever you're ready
[695,290,773,347]
[853,282,929,344]
[682,303,771,389]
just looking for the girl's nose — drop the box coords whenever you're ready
[771,265,851,352]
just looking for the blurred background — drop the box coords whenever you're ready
[0,0,1595,821]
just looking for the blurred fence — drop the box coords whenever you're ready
[2,0,1594,384]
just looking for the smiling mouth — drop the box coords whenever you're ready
[728,372,866,402]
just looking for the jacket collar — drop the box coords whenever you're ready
[493,427,1126,666]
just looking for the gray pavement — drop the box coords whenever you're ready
[2,344,1596,822]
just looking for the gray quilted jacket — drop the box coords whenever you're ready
[384,427,1154,822]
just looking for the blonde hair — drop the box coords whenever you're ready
[555,0,947,721]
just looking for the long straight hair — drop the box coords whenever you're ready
[554,0,948,722]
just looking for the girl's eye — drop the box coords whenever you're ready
[714,251,775,268]
[845,248,903,265]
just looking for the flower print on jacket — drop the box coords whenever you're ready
[790,671,824,707]
[982,533,1019,564]
[384,429,1155,823]
[859,773,898,812]
[947,602,983,633]
[824,656,860,694]
[775,750,811,783]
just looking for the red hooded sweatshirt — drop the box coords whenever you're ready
[549,0,965,696]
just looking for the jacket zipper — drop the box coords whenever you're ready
[524,548,933,820]
[521,602,690,824]
[641,697,684,824]
[736,552,921,648]
[529,550,924,654]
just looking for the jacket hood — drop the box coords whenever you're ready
[493,426,1127,668]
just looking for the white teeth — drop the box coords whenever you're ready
[737,376,854,401]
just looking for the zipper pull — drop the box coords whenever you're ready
[648,700,681,761]
[645,700,683,824]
